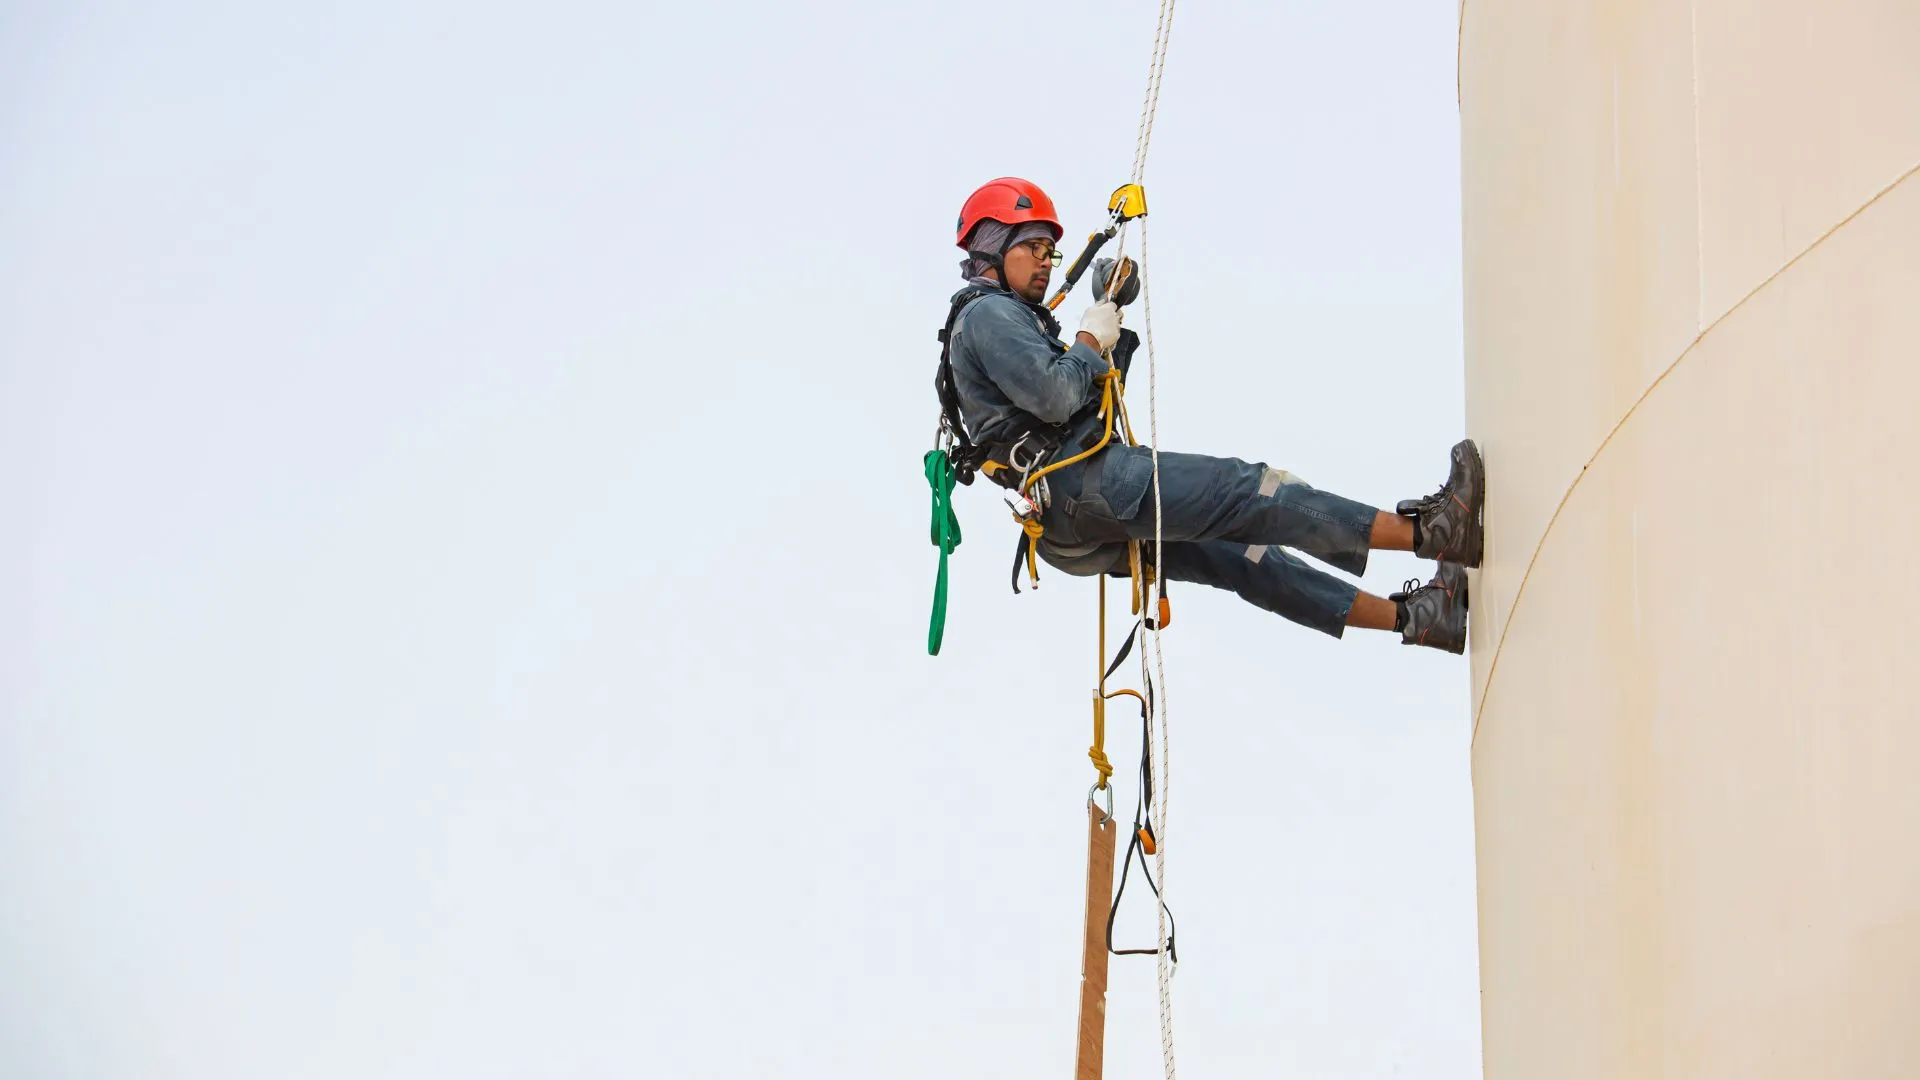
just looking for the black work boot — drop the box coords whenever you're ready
[1398,439,1484,568]
[1390,561,1469,654]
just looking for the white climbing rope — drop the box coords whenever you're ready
[1139,213,1176,1080]
[1130,0,1177,185]
[1116,1,1179,1076]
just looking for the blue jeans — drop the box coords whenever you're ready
[1034,442,1378,638]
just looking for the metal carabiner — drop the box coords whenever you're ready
[1087,781,1115,827]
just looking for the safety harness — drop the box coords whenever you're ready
[923,188,1159,639]
[932,282,1096,487]
[931,184,1151,495]
[933,279,1149,589]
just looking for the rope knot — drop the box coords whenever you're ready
[1088,744,1114,785]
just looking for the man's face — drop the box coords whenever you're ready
[1000,235,1061,303]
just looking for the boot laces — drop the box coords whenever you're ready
[1397,572,1458,609]
[1390,576,1431,604]
[1415,481,1454,519]
[1415,456,1467,518]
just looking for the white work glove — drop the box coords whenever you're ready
[1078,300,1122,353]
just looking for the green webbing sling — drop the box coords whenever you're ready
[924,449,962,655]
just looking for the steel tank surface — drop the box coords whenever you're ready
[1459,2,1920,1076]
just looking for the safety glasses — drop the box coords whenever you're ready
[1013,238,1065,267]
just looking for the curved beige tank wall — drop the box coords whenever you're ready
[1460,2,1920,1076]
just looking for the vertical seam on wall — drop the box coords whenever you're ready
[1456,0,1467,109]
[1471,160,1920,745]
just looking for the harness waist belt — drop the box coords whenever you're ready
[981,409,1108,489]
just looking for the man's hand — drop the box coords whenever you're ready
[1078,300,1122,353]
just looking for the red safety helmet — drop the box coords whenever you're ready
[955,177,1064,250]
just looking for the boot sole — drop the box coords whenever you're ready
[1440,560,1470,653]
[1454,439,1485,570]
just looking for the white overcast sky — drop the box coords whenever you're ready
[2,2,1479,1077]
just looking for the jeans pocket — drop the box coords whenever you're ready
[1067,445,1151,543]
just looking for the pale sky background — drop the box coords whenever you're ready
[2,2,1479,1077]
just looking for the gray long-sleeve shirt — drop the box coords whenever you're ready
[945,278,1111,451]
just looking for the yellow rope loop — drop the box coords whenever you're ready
[1127,542,1145,615]
[1022,368,1123,498]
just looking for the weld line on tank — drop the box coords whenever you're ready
[1472,159,1920,745]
